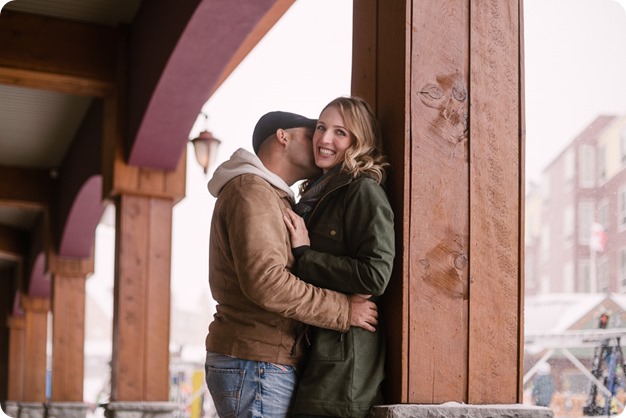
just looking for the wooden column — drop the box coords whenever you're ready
[352,0,524,404]
[111,194,173,401]
[48,254,93,402]
[6,315,25,402]
[21,295,50,402]
[102,31,185,403]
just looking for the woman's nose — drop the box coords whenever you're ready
[318,132,332,144]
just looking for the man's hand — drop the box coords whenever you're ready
[349,294,378,332]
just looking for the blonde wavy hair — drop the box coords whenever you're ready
[323,96,389,184]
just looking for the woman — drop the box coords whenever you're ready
[283,96,395,417]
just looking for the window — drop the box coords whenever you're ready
[621,249,626,291]
[580,260,591,292]
[619,187,626,231]
[598,199,609,230]
[563,262,574,293]
[578,201,594,245]
[579,145,595,188]
[564,205,574,244]
[564,148,575,190]
[597,144,606,183]
[621,126,626,165]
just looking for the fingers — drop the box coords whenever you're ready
[349,295,379,332]
[354,293,372,300]
[285,208,305,229]
[360,321,376,333]
[282,214,295,231]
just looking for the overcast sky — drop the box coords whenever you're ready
[524,0,626,183]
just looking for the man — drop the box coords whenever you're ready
[204,111,379,418]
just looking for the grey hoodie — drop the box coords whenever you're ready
[207,148,294,201]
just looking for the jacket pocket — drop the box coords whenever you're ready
[309,328,346,362]
[310,220,343,243]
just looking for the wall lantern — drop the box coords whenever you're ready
[191,113,221,174]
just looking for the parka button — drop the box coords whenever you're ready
[330,229,337,237]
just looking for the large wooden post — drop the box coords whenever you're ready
[4,315,24,417]
[20,295,50,418]
[46,254,93,418]
[49,255,92,402]
[111,193,174,401]
[6,315,24,402]
[102,81,185,416]
[353,0,527,409]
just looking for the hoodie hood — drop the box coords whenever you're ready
[207,148,294,200]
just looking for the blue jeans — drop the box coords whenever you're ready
[204,351,298,418]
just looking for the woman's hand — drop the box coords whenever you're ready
[283,208,311,248]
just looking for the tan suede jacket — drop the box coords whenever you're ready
[205,149,351,366]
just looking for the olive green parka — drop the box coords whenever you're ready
[291,173,395,417]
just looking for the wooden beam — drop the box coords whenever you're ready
[0,10,117,96]
[103,94,187,203]
[0,67,113,97]
[0,224,29,259]
[47,252,94,278]
[0,166,53,209]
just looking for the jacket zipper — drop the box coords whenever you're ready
[305,179,350,226]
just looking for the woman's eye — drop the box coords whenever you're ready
[337,130,347,136]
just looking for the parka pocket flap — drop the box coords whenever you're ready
[311,221,343,242]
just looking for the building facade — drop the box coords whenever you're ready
[526,115,626,296]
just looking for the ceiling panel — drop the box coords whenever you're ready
[0,84,92,168]
[0,206,40,230]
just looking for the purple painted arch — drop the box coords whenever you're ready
[28,252,50,298]
[127,0,287,170]
[58,175,106,258]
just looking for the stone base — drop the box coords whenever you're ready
[46,402,90,418]
[103,401,178,418]
[17,402,46,418]
[2,401,19,417]
[369,402,553,418]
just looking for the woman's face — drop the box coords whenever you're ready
[313,105,353,173]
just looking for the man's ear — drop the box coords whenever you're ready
[275,128,289,146]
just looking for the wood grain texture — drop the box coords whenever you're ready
[353,0,412,403]
[518,0,526,401]
[468,0,522,403]
[144,197,172,401]
[377,0,412,405]
[103,93,187,203]
[51,275,86,401]
[21,295,49,402]
[111,194,173,401]
[0,11,116,96]
[409,0,470,403]
[353,0,523,404]
[6,315,25,401]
